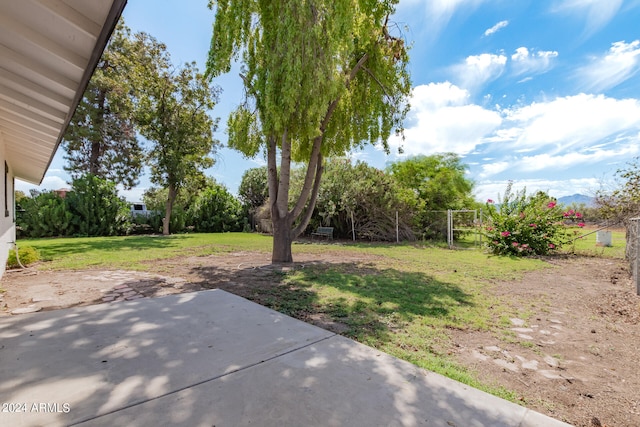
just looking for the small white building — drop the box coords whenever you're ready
[0,0,127,278]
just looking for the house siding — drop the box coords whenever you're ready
[0,134,16,278]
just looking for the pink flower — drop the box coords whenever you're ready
[578,222,585,228]
[529,223,537,228]
[512,242,519,247]
[487,199,494,204]
[575,212,583,218]
[486,226,494,231]
[548,243,555,249]
[547,202,556,209]
[501,231,511,237]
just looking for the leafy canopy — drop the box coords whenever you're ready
[63,22,148,189]
[206,0,411,159]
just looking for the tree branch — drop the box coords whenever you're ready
[292,152,323,238]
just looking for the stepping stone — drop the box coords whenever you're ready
[471,350,489,361]
[484,345,501,352]
[521,359,539,370]
[11,305,41,315]
[511,327,534,333]
[539,370,564,380]
[549,319,563,324]
[544,355,560,368]
[510,318,525,326]
[493,359,519,372]
[518,334,534,340]
[125,295,144,301]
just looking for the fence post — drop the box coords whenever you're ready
[447,209,453,249]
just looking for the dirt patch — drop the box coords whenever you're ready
[1,251,639,426]
[451,257,640,427]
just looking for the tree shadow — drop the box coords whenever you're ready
[0,286,537,427]
[30,235,187,259]
[186,261,475,349]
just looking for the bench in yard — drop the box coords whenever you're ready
[311,226,334,240]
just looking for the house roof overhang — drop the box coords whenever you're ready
[0,0,127,184]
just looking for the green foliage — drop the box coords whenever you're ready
[388,154,478,239]
[17,191,73,238]
[142,186,187,233]
[188,182,244,232]
[138,58,220,234]
[7,245,40,268]
[207,0,411,261]
[483,183,584,256]
[292,158,415,241]
[66,175,131,237]
[62,21,151,189]
[238,166,269,211]
[596,156,640,222]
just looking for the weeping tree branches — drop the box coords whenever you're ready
[207,0,411,262]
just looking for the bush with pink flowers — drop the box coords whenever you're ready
[483,183,584,256]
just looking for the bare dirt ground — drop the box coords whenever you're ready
[1,251,639,427]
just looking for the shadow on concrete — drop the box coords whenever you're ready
[0,288,561,426]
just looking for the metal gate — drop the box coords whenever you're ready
[447,209,482,249]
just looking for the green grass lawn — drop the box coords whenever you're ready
[561,226,626,258]
[20,233,273,270]
[16,231,626,402]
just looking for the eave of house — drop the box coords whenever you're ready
[0,0,127,184]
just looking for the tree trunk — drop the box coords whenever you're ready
[163,183,177,235]
[90,90,107,175]
[271,214,293,263]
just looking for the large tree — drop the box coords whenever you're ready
[206,0,411,262]
[62,22,146,189]
[138,60,220,235]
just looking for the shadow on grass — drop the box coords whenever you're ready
[188,261,475,347]
[28,235,186,259]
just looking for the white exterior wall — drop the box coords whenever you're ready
[0,133,16,279]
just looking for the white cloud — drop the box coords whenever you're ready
[511,47,559,76]
[552,0,624,38]
[478,161,510,178]
[518,143,640,172]
[484,20,509,36]
[577,40,640,92]
[15,176,68,195]
[501,94,640,152]
[390,82,502,156]
[452,53,507,92]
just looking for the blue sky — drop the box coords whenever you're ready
[17,0,640,203]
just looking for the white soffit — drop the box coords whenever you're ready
[0,0,127,184]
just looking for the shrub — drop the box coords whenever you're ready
[7,245,40,268]
[187,183,244,232]
[17,190,73,237]
[66,175,131,236]
[483,183,584,256]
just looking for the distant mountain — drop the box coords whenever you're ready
[557,194,595,207]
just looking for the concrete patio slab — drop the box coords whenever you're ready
[0,289,572,426]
